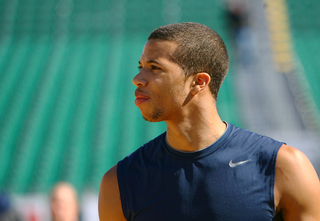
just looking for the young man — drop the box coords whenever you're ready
[99,22,320,220]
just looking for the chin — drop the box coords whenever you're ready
[142,115,161,123]
[141,108,165,123]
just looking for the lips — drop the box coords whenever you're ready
[134,90,150,106]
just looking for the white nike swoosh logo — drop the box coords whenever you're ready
[229,159,252,167]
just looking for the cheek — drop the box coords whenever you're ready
[154,76,188,104]
[166,87,188,107]
[171,80,189,98]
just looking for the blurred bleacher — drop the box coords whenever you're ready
[286,0,320,127]
[0,0,242,194]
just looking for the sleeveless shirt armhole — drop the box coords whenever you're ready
[270,142,285,216]
[117,161,129,220]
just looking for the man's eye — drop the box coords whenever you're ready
[151,65,160,70]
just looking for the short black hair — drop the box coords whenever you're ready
[148,22,229,100]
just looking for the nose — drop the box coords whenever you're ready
[132,71,147,87]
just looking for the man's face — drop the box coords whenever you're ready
[133,39,192,122]
[50,185,78,221]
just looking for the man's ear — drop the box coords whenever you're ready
[191,73,211,95]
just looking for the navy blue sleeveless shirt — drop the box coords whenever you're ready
[117,123,284,220]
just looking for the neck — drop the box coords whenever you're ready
[165,103,226,152]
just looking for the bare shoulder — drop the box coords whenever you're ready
[98,164,127,221]
[275,144,320,220]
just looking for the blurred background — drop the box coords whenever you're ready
[0,0,319,220]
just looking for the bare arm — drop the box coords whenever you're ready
[98,165,127,221]
[275,144,320,220]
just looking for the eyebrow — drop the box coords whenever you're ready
[138,59,162,65]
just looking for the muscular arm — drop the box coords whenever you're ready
[275,145,320,220]
[98,165,127,221]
